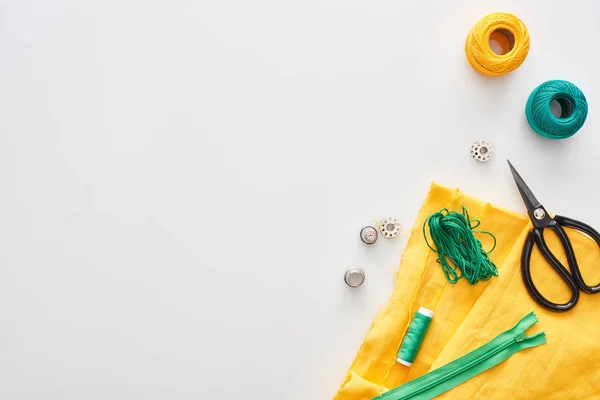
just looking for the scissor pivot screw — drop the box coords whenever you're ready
[534,208,546,220]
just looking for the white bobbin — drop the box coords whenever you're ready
[379,217,402,238]
[471,140,493,162]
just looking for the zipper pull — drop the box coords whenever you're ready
[512,312,546,345]
[514,332,527,342]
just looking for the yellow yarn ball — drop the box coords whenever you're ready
[465,12,530,76]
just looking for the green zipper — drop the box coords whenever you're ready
[374,312,546,400]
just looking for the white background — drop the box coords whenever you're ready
[1,1,599,399]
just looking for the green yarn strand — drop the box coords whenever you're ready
[423,206,498,285]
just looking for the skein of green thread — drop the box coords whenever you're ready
[526,80,588,139]
[423,206,498,285]
[397,307,434,367]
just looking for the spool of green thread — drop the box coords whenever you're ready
[525,80,588,139]
[397,307,434,367]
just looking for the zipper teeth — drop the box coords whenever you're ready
[404,335,516,398]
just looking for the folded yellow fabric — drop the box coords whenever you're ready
[334,183,600,399]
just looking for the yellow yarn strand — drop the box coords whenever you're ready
[465,12,530,76]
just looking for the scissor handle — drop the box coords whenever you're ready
[555,215,600,294]
[521,224,580,312]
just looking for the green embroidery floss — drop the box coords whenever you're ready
[397,307,434,367]
[525,80,588,139]
[423,206,498,285]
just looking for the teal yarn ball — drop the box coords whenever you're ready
[525,80,588,139]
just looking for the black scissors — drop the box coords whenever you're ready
[508,160,600,312]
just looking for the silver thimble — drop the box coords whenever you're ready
[360,226,378,244]
[379,217,402,238]
[344,267,365,288]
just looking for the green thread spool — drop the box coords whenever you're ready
[397,307,434,367]
[525,80,588,139]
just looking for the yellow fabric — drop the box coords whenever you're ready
[334,183,600,400]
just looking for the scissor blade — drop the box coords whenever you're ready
[507,160,542,214]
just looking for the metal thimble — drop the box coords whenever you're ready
[360,226,378,244]
[344,267,365,288]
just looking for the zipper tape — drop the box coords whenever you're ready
[374,311,546,400]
